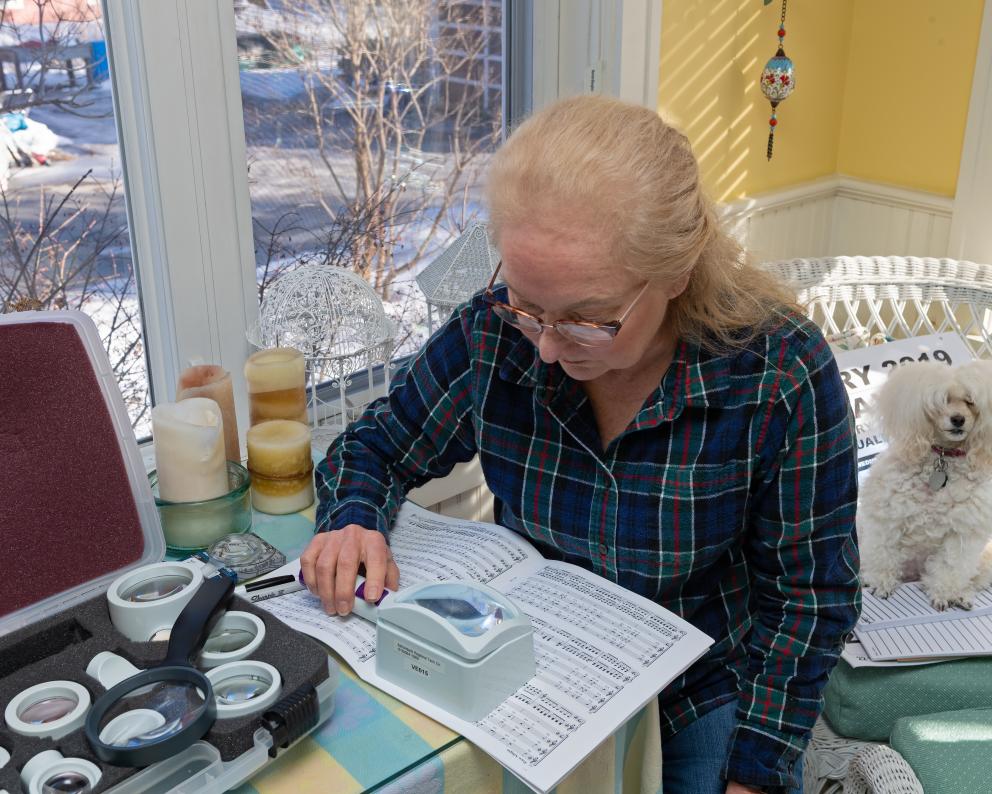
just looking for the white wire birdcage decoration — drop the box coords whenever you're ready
[247,264,396,446]
[416,223,499,333]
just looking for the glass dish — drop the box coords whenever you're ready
[149,461,252,552]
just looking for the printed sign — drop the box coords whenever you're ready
[833,333,974,481]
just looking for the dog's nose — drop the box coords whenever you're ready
[951,414,966,428]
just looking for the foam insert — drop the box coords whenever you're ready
[0,592,330,793]
[0,322,145,617]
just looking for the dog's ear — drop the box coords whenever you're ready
[954,360,992,468]
[873,361,951,459]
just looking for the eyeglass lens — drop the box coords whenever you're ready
[491,304,614,345]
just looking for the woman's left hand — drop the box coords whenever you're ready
[726,782,764,794]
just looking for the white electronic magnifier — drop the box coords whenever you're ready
[344,575,536,721]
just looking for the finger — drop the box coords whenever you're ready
[299,533,326,595]
[334,531,363,615]
[314,532,343,615]
[361,541,391,602]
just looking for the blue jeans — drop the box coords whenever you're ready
[661,700,804,794]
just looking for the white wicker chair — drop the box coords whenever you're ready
[763,255,992,358]
[765,255,992,794]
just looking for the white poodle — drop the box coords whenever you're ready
[858,359,992,609]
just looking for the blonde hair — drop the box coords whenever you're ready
[485,95,800,352]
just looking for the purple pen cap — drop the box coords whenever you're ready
[298,568,389,605]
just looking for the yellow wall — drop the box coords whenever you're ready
[837,0,984,196]
[659,0,984,201]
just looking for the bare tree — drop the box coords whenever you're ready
[240,0,502,303]
[255,176,409,304]
[0,171,149,429]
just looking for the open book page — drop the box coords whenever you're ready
[854,583,992,660]
[256,502,712,793]
[474,561,712,788]
[254,502,545,672]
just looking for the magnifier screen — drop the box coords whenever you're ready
[98,681,206,748]
[203,627,255,654]
[19,695,78,724]
[42,771,92,793]
[397,584,514,637]
[120,575,189,603]
[214,674,272,705]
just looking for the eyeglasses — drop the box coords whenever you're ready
[483,261,649,347]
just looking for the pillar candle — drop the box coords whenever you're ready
[244,347,307,427]
[152,398,229,502]
[176,365,240,462]
[246,419,314,514]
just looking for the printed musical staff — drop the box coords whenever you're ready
[262,589,378,662]
[477,684,585,766]
[508,567,686,666]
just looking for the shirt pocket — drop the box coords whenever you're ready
[620,460,751,586]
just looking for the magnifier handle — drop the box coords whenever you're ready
[163,575,235,667]
[351,575,390,623]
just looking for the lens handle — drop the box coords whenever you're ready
[84,574,235,767]
[163,575,235,667]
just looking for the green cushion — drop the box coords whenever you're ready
[889,708,992,794]
[822,657,992,741]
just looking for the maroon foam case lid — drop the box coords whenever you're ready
[0,311,163,634]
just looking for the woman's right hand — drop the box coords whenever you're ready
[300,524,401,616]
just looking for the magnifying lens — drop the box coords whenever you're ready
[336,574,535,721]
[84,573,234,767]
[0,744,8,768]
[206,660,282,718]
[107,562,204,642]
[4,681,90,740]
[199,611,265,668]
[20,751,101,794]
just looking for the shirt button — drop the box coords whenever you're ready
[598,543,609,555]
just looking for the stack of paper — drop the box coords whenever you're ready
[844,584,992,668]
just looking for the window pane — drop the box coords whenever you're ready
[234,0,504,359]
[0,0,151,436]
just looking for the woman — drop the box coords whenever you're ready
[302,95,860,794]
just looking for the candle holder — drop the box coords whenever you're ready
[244,347,308,427]
[247,264,396,450]
[148,461,252,552]
[246,419,315,515]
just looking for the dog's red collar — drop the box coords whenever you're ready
[931,444,967,457]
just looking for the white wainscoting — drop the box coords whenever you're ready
[721,176,955,264]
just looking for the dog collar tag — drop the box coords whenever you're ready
[929,452,949,490]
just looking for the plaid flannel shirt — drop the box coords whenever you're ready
[316,289,861,793]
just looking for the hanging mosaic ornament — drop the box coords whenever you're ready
[760,0,795,160]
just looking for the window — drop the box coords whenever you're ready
[97,1,659,442]
[0,0,151,434]
[234,0,505,357]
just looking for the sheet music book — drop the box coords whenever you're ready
[255,502,713,793]
[854,583,992,661]
[841,638,945,669]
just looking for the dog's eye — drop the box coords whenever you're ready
[965,399,975,407]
